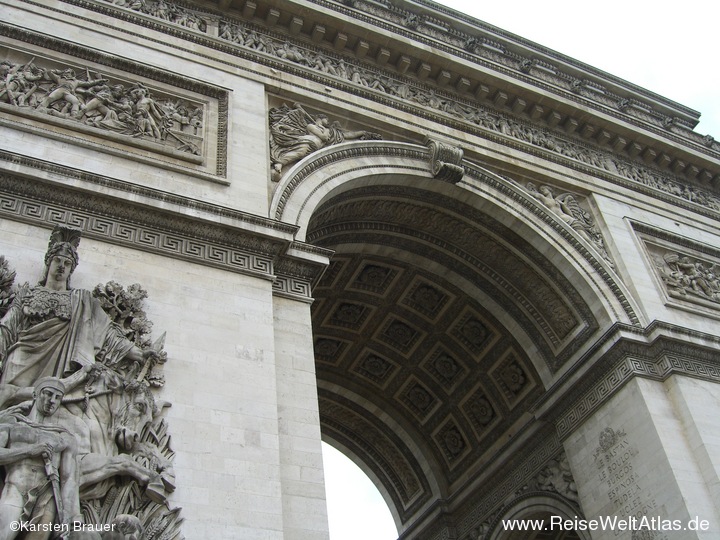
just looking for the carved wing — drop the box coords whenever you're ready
[269,104,310,136]
[268,104,313,158]
[556,193,591,227]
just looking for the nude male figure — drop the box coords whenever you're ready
[0,377,82,540]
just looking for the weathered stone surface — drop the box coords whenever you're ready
[1,0,719,538]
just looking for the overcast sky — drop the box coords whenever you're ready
[323,2,716,539]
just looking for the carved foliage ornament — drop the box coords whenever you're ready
[0,226,183,539]
[0,50,204,157]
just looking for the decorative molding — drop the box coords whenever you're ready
[273,245,332,301]
[326,0,704,137]
[215,15,719,214]
[0,166,300,281]
[0,150,295,235]
[272,275,313,301]
[56,0,717,160]
[633,221,720,315]
[425,137,464,183]
[554,327,720,441]
[15,1,719,212]
[273,143,429,221]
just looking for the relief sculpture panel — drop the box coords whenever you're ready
[639,229,720,314]
[0,44,221,176]
[0,226,182,539]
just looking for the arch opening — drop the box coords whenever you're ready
[276,142,635,533]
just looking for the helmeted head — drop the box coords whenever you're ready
[40,225,81,287]
[35,376,66,395]
[33,376,66,417]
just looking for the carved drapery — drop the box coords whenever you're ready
[268,103,381,180]
[527,183,614,267]
[0,227,183,538]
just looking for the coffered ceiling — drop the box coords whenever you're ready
[306,182,598,523]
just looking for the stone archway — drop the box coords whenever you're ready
[271,140,641,535]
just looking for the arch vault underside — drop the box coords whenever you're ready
[273,143,638,533]
[3,0,720,538]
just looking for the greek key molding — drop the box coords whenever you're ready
[273,247,332,302]
[272,276,313,302]
[0,188,274,278]
[0,150,294,238]
[0,168,299,280]
[554,326,720,440]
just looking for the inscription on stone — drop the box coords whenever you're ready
[593,427,667,539]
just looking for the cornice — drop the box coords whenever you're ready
[336,0,700,124]
[0,150,295,237]
[538,322,720,441]
[262,0,718,162]
[273,241,333,302]
[0,152,321,284]
[12,0,718,196]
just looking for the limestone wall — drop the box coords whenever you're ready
[564,377,720,539]
[0,219,297,538]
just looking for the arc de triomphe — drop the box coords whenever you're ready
[0,0,719,538]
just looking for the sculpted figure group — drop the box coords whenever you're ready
[0,226,180,539]
[0,58,203,155]
[656,253,720,304]
[214,17,720,211]
[104,0,206,32]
